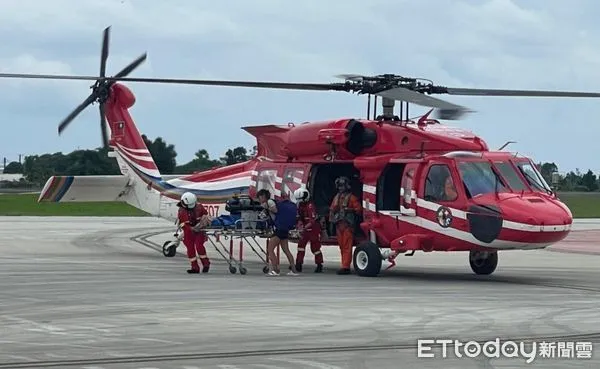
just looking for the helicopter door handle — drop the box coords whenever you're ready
[387,211,402,216]
[400,206,416,216]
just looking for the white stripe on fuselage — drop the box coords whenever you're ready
[360,195,565,249]
[363,183,568,232]
[119,149,155,163]
[415,198,570,232]
[116,150,161,179]
[118,145,151,155]
[167,176,252,191]
[377,210,551,250]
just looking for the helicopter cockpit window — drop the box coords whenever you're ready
[424,164,458,202]
[493,161,527,191]
[457,161,507,198]
[515,161,552,193]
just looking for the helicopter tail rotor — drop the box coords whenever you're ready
[55,26,147,149]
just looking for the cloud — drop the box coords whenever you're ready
[1,0,600,174]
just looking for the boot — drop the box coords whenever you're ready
[336,268,351,275]
[187,268,199,274]
[314,264,323,273]
[202,265,210,273]
[295,263,303,273]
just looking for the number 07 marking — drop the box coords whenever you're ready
[204,205,220,217]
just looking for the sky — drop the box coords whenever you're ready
[1,0,600,175]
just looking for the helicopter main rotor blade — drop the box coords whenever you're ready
[334,74,366,81]
[113,53,147,79]
[100,27,110,78]
[0,73,102,81]
[443,87,600,98]
[109,77,339,91]
[0,73,340,91]
[58,92,98,135]
[375,86,471,119]
[99,102,109,149]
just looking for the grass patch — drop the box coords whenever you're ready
[0,193,149,216]
[558,192,600,218]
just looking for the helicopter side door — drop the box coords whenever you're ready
[250,162,312,201]
[249,163,279,199]
[400,162,420,217]
[420,159,462,228]
[280,163,311,200]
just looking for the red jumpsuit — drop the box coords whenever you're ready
[295,201,323,267]
[177,205,211,273]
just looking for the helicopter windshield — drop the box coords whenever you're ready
[514,160,553,193]
[457,161,508,198]
[491,160,528,191]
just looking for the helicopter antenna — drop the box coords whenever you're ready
[498,141,517,150]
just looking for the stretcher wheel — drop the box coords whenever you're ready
[162,241,177,257]
[229,266,237,274]
[262,266,269,274]
[239,266,247,275]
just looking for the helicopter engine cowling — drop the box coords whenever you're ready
[283,119,377,159]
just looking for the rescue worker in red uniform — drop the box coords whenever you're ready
[293,187,323,273]
[329,176,362,275]
[177,192,211,274]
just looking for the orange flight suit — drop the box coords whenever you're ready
[329,192,362,270]
[444,177,458,201]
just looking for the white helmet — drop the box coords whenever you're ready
[293,187,310,202]
[180,192,197,209]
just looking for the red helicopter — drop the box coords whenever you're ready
[3,27,598,277]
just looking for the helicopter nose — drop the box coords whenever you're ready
[499,195,572,243]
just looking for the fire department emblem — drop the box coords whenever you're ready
[436,206,452,228]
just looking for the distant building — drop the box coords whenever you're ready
[0,173,24,182]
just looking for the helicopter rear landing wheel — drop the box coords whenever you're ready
[469,250,498,275]
[162,241,177,257]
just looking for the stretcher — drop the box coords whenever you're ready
[161,218,301,275]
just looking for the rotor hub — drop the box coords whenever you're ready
[337,74,438,95]
[92,79,112,104]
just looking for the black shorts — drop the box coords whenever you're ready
[274,228,289,240]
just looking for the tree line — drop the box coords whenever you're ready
[2,135,257,187]
[1,135,599,192]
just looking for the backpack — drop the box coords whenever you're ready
[273,199,298,231]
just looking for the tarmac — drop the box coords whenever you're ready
[0,216,599,369]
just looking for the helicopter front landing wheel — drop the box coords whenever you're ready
[353,241,382,277]
[469,250,498,275]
